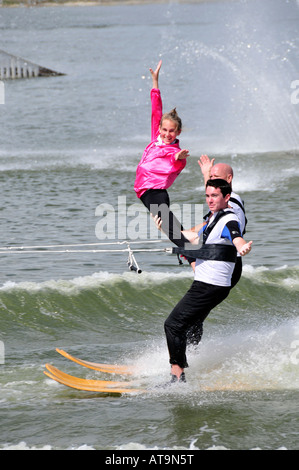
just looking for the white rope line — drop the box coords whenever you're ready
[0,240,178,275]
[0,248,169,254]
[0,240,171,256]
[0,239,168,251]
[0,240,175,274]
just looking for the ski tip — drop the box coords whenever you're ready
[54,348,135,375]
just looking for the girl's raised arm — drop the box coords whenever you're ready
[149,60,162,89]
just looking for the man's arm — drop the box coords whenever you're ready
[152,214,205,245]
[198,154,214,185]
[181,229,200,245]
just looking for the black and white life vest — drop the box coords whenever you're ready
[172,210,238,263]
[229,195,247,235]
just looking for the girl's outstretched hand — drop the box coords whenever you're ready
[175,149,190,160]
[150,60,162,89]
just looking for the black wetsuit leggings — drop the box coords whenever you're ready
[165,280,231,369]
[140,189,195,264]
[186,257,243,346]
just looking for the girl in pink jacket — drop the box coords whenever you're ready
[134,61,195,265]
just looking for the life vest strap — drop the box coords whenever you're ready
[172,244,237,263]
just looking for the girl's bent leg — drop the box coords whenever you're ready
[140,189,195,263]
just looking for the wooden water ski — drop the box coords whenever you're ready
[56,348,136,375]
[44,364,144,394]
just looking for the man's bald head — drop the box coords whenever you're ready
[210,163,234,185]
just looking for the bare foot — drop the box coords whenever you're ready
[171,364,184,379]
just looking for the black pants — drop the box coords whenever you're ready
[231,256,242,288]
[186,257,242,345]
[140,189,195,264]
[164,280,230,369]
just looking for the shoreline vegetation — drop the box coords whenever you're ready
[1,0,203,6]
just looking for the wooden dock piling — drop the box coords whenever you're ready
[0,49,65,80]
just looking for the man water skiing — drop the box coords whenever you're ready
[157,178,252,383]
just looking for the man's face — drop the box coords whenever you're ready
[206,185,230,214]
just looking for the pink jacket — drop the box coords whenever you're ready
[134,88,186,199]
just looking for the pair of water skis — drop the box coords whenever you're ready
[45,349,254,394]
[44,348,145,395]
